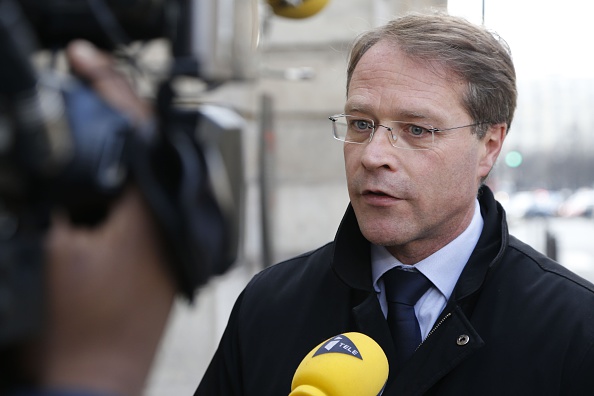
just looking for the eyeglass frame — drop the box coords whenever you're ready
[328,113,488,151]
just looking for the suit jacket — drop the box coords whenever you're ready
[196,186,594,395]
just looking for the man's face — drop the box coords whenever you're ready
[344,40,505,263]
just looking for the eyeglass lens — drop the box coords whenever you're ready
[331,115,435,150]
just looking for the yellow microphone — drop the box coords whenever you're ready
[267,0,330,19]
[290,332,389,396]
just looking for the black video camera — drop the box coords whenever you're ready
[0,0,259,348]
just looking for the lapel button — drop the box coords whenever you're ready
[456,334,470,346]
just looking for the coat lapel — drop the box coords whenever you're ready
[384,306,484,395]
[352,292,396,369]
[351,296,485,395]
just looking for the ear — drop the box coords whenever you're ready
[478,123,507,179]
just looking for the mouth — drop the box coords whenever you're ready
[363,189,395,198]
[360,189,403,207]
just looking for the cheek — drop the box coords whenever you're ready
[423,148,478,193]
[440,150,482,195]
[343,146,360,176]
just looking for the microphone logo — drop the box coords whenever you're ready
[290,332,388,396]
[313,334,363,360]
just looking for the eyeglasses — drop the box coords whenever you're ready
[328,114,485,151]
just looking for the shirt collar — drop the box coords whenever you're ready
[371,199,484,300]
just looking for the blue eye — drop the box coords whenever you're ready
[408,124,429,136]
[351,119,372,131]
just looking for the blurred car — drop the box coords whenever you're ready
[502,189,565,220]
[558,188,594,218]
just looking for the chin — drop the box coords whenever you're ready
[359,222,410,247]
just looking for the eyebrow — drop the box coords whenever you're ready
[343,102,373,115]
[393,111,437,124]
[344,103,439,124]
[394,110,427,119]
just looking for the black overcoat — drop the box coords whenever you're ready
[196,186,594,395]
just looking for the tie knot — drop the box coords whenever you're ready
[383,268,432,306]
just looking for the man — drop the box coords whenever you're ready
[196,11,594,396]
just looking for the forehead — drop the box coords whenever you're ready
[346,40,469,123]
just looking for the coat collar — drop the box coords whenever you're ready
[331,185,507,301]
[451,186,507,305]
[331,203,374,291]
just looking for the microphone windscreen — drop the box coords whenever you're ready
[290,332,388,396]
[267,0,330,19]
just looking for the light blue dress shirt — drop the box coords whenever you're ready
[371,199,483,340]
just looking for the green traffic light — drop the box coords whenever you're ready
[505,151,523,168]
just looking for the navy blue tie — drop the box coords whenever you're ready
[383,267,432,369]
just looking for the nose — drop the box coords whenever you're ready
[360,125,398,170]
